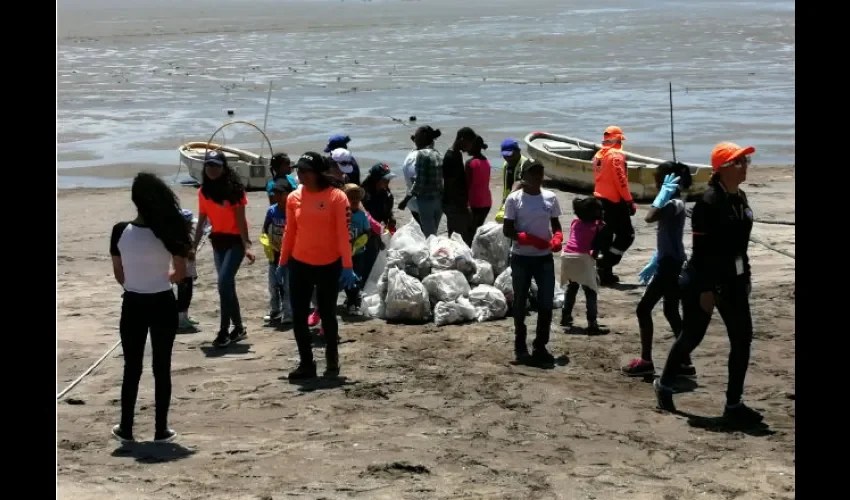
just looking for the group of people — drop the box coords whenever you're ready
[107,126,762,444]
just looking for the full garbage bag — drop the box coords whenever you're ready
[433,297,477,326]
[362,231,394,297]
[427,233,476,273]
[471,222,511,276]
[384,268,431,322]
[468,284,509,322]
[388,221,430,268]
[421,270,471,305]
[469,259,495,286]
[494,267,514,304]
[362,293,386,319]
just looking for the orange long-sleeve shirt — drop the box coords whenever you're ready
[592,147,632,203]
[279,186,354,268]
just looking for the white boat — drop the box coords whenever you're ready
[178,142,271,190]
[523,132,714,201]
[177,120,276,190]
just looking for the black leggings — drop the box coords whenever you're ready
[119,290,177,433]
[176,277,193,313]
[636,258,683,359]
[596,198,635,270]
[659,280,753,405]
[289,258,342,364]
[470,206,491,237]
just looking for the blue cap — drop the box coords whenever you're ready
[324,134,351,153]
[500,138,520,158]
[203,150,225,166]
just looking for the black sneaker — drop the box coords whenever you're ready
[560,314,574,327]
[154,428,177,443]
[531,348,556,365]
[676,363,697,378]
[111,425,135,444]
[586,320,602,335]
[212,331,231,348]
[723,403,764,426]
[653,379,676,412]
[324,361,340,378]
[622,358,655,377]
[229,327,247,343]
[288,361,317,381]
[514,347,531,363]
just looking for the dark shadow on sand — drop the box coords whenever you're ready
[111,442,196,463]
[200,343,252,358]
[511,355,570,370]
[677,410,776,437]
[283,375,354,392]
[604,282,642,291]
[563,325,611,336]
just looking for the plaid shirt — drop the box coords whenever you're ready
[410,147,443,200]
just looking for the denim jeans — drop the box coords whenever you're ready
[510,253,556,352]
[416,196,443,237]
[269,262,292,317]
[213,243,245,333]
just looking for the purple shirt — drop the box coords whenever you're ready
[565,219,601,254]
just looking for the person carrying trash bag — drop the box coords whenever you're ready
[654,142,763,428]
[622,161,694,378]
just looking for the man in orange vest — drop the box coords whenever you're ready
[593,125,637,285]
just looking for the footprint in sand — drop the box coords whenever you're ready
[202,380,229,391]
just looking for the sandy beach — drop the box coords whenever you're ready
[57,165,795,500]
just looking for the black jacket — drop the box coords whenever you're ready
[442,148,468,209]
[683,180,753,292]
[363,189,394,224]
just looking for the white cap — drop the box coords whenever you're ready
[331,148,353,165]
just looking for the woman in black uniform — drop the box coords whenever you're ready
[654,142,762,427]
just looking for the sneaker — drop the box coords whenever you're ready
[153,428,177,443]
[279,314,294,326]
[586,320,602,335]
[188,317,200,325]
[653,379,676,412]
[347,304,362,316]
[229,327,247,343]
[514,346,531,363]
[560,314,574,327]
[723,402,764,426]
[325,352,340,378]
[263,312,281,325]
[178,317,196,331]
[676,363,697,378]
[111,425,135,444]
[622,358,655,377]
[288,361,317,381]
[531,348,556,365]
[213,331,231,348]
[307,310,320,327]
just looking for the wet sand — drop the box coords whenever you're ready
[57,165,795,500]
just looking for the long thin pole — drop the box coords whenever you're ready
[258,81,273,158]
[669,81,677,163]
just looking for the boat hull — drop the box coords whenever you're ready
[523,132,713,202]
[178,142,272,190]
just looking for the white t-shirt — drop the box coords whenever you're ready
[110,222,175,293]
[401,150,419,213]
[503,189,562,256]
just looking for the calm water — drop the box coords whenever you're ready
[57,0,795,186]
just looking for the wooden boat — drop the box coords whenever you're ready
[523,132,714,201]
[178,142,271,190]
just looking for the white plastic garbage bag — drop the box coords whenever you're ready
[362,293,386,319]
[427,234,476,273]
[362,231,394,296]
[468,284,509,322]
[494,267,514,304]
[389,221,430,268]
[559,252,599,292]
[449,233,476,273]
[421,270,471,304]
[384,268,431,322]
[470,259,495,286]
[433,297,477,326]
[471,222,511,276]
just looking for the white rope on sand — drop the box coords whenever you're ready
[57,339,122,401]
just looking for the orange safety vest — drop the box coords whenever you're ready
[592,147,632,203]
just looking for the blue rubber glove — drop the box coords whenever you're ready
[651,174,681,209]
[638,251,659,285]
[340,268,360,290]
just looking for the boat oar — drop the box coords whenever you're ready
[669,81,677,163]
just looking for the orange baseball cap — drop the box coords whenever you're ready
[710,142,755,171]
[603,126,626,141]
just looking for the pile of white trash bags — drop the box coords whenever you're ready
[361,221,564,326]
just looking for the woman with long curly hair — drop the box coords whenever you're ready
[193,150,256,348]
[109,172,191,443]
